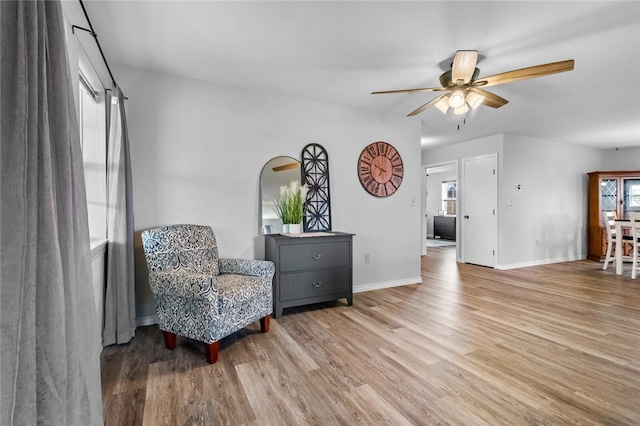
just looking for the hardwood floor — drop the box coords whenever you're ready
[101,247,640,425]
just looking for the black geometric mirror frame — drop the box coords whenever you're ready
[301,143,332,232]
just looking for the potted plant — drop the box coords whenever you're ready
[273,180,308,234]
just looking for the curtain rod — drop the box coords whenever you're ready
[71,0,122,96]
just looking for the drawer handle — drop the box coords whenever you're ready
[312,281,322,288]
[312,254,322,260]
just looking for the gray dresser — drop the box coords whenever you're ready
[434,215,456,240]
[264,232,353,318]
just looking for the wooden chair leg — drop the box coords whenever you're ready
[632,243,639,279]
[603,240,613,270]
[260,314,270,333]
[163,331,177,349]
[205,341,220,364]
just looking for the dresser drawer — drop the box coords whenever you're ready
[279,241,350,272]
[434,216,456,240]
[279,268,351,301]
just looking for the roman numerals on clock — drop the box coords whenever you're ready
[357,142,404,197]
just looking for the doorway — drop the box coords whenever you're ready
[424,162,458,255]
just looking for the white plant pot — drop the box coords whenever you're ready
[282,224,290,234]
[288,223,302,234]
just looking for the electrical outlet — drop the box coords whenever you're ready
[536,238,539,246]
[364,253,370,263]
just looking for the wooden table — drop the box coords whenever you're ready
[615,219,631,275]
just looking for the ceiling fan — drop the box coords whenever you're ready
[372,50,574,117]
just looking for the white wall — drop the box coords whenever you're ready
[115,65,423,323]
[421,134,504,166]
[602,146,640,170]
[422,133,604,269]
[500,135,602,267]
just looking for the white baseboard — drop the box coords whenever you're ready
[496,254,586,270]
[136,315,158,327]
[354,276,422,293]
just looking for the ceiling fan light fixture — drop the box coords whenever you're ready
[449,89,466,108]
[435,95,450,114]
[453,104,469,115]
[466,90,485,109]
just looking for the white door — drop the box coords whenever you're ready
[462,154,497,267]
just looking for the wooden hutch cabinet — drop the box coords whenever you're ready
[587,171,640,261]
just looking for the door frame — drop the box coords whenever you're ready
[422,161,459,257]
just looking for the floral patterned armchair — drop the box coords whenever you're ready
[141,224,274,363]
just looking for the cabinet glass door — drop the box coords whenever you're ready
[600,178,618,213]
[623,178,640,218]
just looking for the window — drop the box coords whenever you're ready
[78,72,107,244]
[625,179,640,215]
[442,180,457,216]
[630,184,640,207]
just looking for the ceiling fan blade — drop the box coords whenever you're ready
[407,93,450,117]
[371,86,448,95]
[474,59,574,88]
[451,50,479,84]
[468,88,508,108]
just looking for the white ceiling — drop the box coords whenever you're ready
[65,1,640,150]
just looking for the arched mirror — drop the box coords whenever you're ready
[260,156,301,234]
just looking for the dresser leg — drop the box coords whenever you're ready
[347,296,353,306]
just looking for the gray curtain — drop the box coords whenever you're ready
[0,1,104,424]
[103,87,136,346]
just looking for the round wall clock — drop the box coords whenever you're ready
[357,141,404,197]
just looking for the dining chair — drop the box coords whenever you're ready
[602,211,633,270]
[630,212,640,279]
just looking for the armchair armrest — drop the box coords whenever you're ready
[148,271,218,299]
[219,258,275,279]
